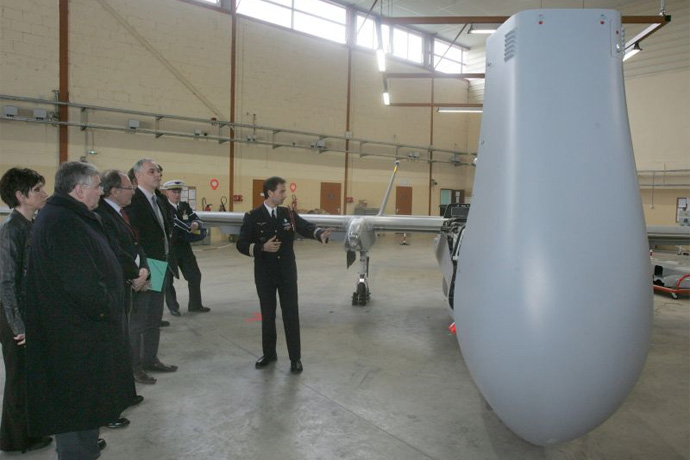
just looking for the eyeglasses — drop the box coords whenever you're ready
[115,186,135,191]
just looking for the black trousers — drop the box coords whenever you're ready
[55,429,99,460]
[0,314,30,452]
[165,249,202,311]
[255,275,300,361]
[129,272,169,370]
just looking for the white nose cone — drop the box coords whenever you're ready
[454,9,652,445]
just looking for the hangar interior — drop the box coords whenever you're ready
[0,0,688,459]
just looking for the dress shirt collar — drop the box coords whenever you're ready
[264,203,277,216]
[104,198,121,214]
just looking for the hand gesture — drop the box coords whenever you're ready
[263,235,281,253]
[320,228,333,244]
[14,333,25,346]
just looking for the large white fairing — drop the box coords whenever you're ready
[454,10,652,445]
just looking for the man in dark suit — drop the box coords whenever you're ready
[125,159,177,385]
[236,176,331,374]
[24,161,132,458]
[161,180,210,314]
[94,170,148,419]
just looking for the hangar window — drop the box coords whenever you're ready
[355,14,390,51]
[237,0,292,28]
[237,0,347,44]
[194,0,220,4]
[392,28,423,64]
[433,39,465,74]
[293,0,347,44]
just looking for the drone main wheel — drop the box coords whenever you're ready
[355,282,368,306]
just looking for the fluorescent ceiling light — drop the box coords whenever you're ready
[382,92,391,105]
[437,106,482,113]
[623,43,642,62]
[376,48,386,72]
[469,24,498,34]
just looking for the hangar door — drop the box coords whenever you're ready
[320,182,341,215]
[395,186,412,215]
[252,180,264,209]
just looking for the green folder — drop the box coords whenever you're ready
[147,258,168,292]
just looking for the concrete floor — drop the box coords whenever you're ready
[2,234,688,460]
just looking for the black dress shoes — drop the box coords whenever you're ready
[189,306,211,312]
[145,361,178,372]
[255,355,277,368]
[131,394,144,406]
[290,360,303,374]
[170,310,181,317]
[160,320,171,327]
[97,438,107,451]
[133,369,157,384]
[106,417,130,429]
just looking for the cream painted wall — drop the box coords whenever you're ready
[640,188,690,226]
[0,0,687,228]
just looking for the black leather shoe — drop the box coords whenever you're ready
[106,417,130,429]
[255,355,277,368]
[145,361,178,372]
[189,306,211,312]
[131,394,144,406]
[170,310,181,317]
[98,438,107,451]
[290,360,303,374]
[160,320,171,327]
[133,370,157,384]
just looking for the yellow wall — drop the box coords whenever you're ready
[0,0,688,227]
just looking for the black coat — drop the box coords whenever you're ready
[94,199,148,282]
[237,205,319,282]
[165,200,199,277]
[125,188,171,262]
[24,193,134,436]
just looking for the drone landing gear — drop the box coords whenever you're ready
[351,252,371,306]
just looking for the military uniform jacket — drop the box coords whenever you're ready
[165,200,199,277]
[237,205,320,283]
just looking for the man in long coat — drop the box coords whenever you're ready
[24,161,133,459]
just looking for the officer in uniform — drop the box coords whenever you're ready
[236,176,331,374]
[161,180,210,314]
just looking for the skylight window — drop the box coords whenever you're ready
[434,39,465,74]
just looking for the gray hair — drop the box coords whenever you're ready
[101,169,126,197]
[55,161,100,194]
[132,158,157,174]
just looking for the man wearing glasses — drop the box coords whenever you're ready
[94,170,148,422]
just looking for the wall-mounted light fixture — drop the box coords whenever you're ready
[623,43,642,61]
[33,109,47,120]
[437,105,483,113]
[3,105,18,118]
[128,119,140,130]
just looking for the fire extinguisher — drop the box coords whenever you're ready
[202,197,212,212]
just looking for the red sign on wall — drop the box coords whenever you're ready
[290,182,297,192]
[210,178,219,190]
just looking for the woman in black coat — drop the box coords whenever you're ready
[0,168,51,453]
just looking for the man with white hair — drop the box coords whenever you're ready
[24,161,133,459]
